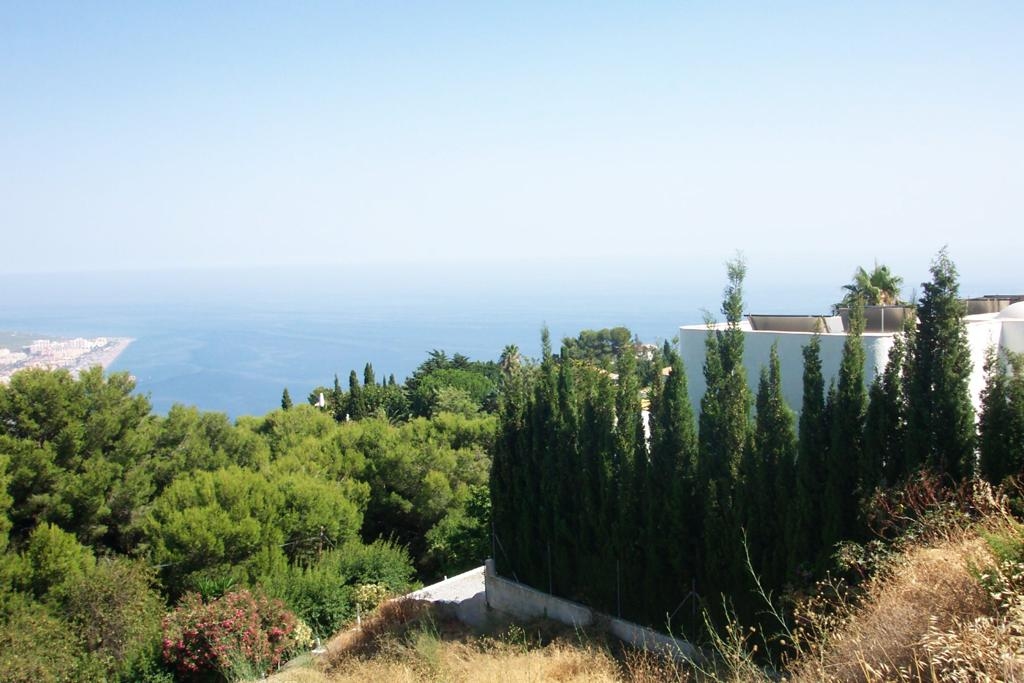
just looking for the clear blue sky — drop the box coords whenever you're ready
[2,2,1022,289]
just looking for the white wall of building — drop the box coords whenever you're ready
[680,306,1024,419]
[679,322,893,416]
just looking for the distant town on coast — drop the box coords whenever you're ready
[0,332,132,383]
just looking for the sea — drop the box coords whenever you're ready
[0,262,960,419]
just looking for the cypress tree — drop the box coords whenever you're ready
[906,249,975,481]
[744,344,796,591]
[648,347,699,633]
[331,374,345,422]
[526,327,560,590]
[490,348,534,579]
[823,296,867,550]
[613,346,647,620]
[979,349,1024,485]
[364,363,376,388]
[280,387,293,411]
[788,335,827,575]
[864,329,909,489]
[578,370,617,611]
[551,349,581,596]
[348,370,366,420]
[697,256,751,610]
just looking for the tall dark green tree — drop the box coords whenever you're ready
[697,255,751,608]
[788,335,827,573]
[864,327,910,489]
[552,350,582,597]
[906,249,975,481]
[613,345,647,621]
[823,297,867,550]
[281,388,293,411]
[331,374,344,422]
[489,345,534,581]
[743,344,796,591]
[530,330,561,594]
[978,349,1024,485]
[645,347,698,630]
[575,370,617,609]
[347,370,366,420]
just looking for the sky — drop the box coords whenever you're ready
[2,1,1022,291]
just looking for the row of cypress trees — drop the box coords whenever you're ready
[490,249,1022,635]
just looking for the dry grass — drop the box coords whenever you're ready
[265,598,647,683]
[789,510,1024,683]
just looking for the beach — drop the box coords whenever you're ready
[0,335,134,383]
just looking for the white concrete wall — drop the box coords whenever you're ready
[607,616,699,660]
[679,322,894,415]
[681,316,1024,418]
[483,560,697,661]
[1001,320,1024,357]
[966,318,1002,413]
[483,560,593,628]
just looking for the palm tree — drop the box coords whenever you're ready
[840,263,905,308]
[499,344,521,375]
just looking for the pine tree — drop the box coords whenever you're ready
[788,335,827,574]
[280,388,293,411]
[824,297,867,550]
[906,249,975,481]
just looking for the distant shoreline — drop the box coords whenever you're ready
[79,337,134,375]
[0,335,135,383]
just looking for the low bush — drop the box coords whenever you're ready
[162,588,309,680]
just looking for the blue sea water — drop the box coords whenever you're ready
[0,264,840,418]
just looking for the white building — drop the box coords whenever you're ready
[679,298,1024,416]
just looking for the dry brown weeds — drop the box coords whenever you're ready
[790,514,1024,682]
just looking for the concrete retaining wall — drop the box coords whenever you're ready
[484,560,697,661]
[483,559,592,627]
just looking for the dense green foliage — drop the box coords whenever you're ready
[906,248,976,480]
[493,250,1024,641]
[4,250,1023,677]
[837,262,906,308]
[978,348,1024,486]
[823,296,867,548]
[0,349,497,680]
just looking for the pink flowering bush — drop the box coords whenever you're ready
[162,589,301,679]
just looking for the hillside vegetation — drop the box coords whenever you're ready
[0,353,497,681]
[268,482,1024,682]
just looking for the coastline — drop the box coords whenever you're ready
[0,336,135,384]
[79,337,134,375]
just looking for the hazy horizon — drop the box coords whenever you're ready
[2,2,1021,281]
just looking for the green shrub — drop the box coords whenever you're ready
[59,557,166,681]
[0,593,90,683]
[24,522,95,599]
[260,539,415,639]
